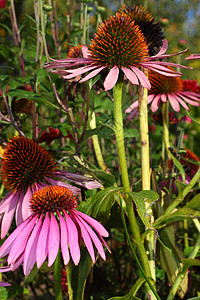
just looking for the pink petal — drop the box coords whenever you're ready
[104,66,119,91]
[130,66,151,89]
[36,213,50,268]
[72,212,95,262]
[122,67,139,86]
[185,54,200,60]
[21,186,33,221]
[72,212,106,261]
[63,211,80,265]
[177,93,200,106]
[125,101,139,113]
[153,39,168,57]
[161,94,167,102]
[46,177,80,195]
[140,63,182,77]
[180,91,200,101]
[173,94,189,110]
[15,191,25,226]
[64,65,98,77]
[0,216,34,258]
[168,93,180,112]
[74,210,109,237]
[80,66,106,83]
[48,213,60,267]
[0,282,11,287]
[8,215,38,265]
[23,215,43,276]
[151,95,161,112]
[82,46,89,58]
[0,190,17,213]
[1,192,19,239]
[58,212,70,265]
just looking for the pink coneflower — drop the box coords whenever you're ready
[126,67,200,113]
[0,186,109,276]
[0,136,102,239]
[44,13,188,91]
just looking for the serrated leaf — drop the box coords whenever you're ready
[78,186,120,222]
[108,278,145,300]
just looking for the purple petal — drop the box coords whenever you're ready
[80,66,106,83]
[15,191,25,226]
[0,215,35,258]
[0,190,17,213]
[104,66,119,91]
[0,281,11,287]
[48,213,60,267]
[72,212,95,262]
[151,95,161,112]
[63,211,80,265]
[58,212,70,265]
[130,66,151,89]
[21,186,33,221]
[122,67,139,85]
[7,215,38,265]
[36,213,50,268]
[168,93,180,112]
[23,215,43,276]
[46,177,80,194]
[185,53,200,60]
[74,210,109,237]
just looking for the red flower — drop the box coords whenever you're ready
[0,0,6,9]
[182,79,200,93]
[38,127,73,144]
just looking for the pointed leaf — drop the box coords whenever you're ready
[108,278,146,299]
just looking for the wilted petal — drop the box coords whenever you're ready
[36,213,50,268]
[63,211,80,265]
[104,66,119,91]
[24,215,43,276]
[168,93,180,112]
[48,213,60,267]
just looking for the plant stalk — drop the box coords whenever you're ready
[54,250,62,300]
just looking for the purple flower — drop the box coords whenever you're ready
[44,13,189,91]
[126,67,200,114]
[0,136,102,238]
[0,186,110,276]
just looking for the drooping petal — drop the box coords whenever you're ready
[48,213,60,267]
[173,94,189,110]
[21,186,33,221]
[72,212,95,262]
[72,212,106,260]
[0,215,34,258]
[122,67,139,86]
[104,66,119,91]
[140,63,182,77]
[36,213,50,268]
[180,91,200,101]
[46,177,80,195]
[168,93,180,112]
[15,191,25,226]
[63,211,80,265]
[185,54,200,60]
[74,210,109,237]
[130,66,151,89]
[7,215,38,265]
[151,94,161,112]
[64,65,98,77]
[1,192,19,239]
[0,190,17,213]
[177,93,200,106]
[58,212,70,265]
[23,215,43,276]
[80,66,107,83]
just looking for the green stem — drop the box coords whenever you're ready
[167,231,200,300]
[54,250,62,300]
[162,102,170,155]
[138,76,156,287]
[113,74,156,297]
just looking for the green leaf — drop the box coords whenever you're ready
[78,186,120,222]
[0,287,8,300]
[168,150,186,183]
[182,258,200,268]
[90,169,115,187]
[108,278,146,300]
[123,128,139,138]
[7,286,30,298]
[154,207,200,229]
[127,191,159,231]
[186,193,200,210]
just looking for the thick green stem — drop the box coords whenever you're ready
[113,75,155,297]
[138,76,156,289]
[54,251,62,300]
